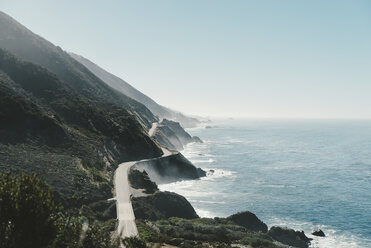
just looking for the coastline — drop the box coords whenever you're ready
[157,121,371,248]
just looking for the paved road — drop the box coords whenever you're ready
[114,161,138,237]
[148,122,159,137]
[114,121,174,239]
[114,146,174,238]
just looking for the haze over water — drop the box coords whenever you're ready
[159,119,371,248]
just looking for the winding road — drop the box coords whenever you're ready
[114,161,138,237]
[148,122,159,137]
[114,121,172,238]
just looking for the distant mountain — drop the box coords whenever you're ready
[70,53,200,128]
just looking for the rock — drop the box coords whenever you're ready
[132,191,199,220]
[312,229,325,237]
[134,153,206,184]
[128,169,158,194]
[154,125,184,151]
[268,226,311,248]
[227,211,268,233]
[197,167,207,177]
[192,136,203,143]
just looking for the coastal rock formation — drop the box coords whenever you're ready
[132,191,199,220]
[153,125,184,151]
[312,229,325,237]
[227,211,268,233]
[268,226,311,248]
[128,169,158,194]
[154,119,203,151]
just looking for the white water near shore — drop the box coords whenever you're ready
[159,119,371,248]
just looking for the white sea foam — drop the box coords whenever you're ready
[159,180,215,198]
[192,200,226,204]
[195,208,216,218]
[267,217,371,248]
[262,184,297,188]
[190,158,216,164]
[202,168,235,180]
[178,120,371,248]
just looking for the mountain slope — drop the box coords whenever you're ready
[69,53,200,128]
[0,47,162,207]
[0,11,156,129]
[0,11,199,210]
[70,53,203,150]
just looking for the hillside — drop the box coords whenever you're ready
[0,47,162,207]
[0,11,156,129]
[70,53,200,128]
[0,10,203,208]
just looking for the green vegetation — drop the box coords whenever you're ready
[0,47,162,210]
[240,236,277,248]
[128,169,158,194]
[132,191,199,220]
[122,237,147,248]
[0,172,119,248]
[136,217,279,248]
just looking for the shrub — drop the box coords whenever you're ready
[0,172,120,248]
[122,237,147,248]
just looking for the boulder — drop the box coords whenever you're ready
[197,167,207,177]
[132,191,199,220]
[128,169,158,194]
[312,229,325,237]
[268,226,311,248]
[192,136,203,143]
[134,153,206,184]
[227,211,268,233]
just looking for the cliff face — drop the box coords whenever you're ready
[132,153,206,184]
[153,119,202,151]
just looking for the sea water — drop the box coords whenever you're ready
[159,119,371,248]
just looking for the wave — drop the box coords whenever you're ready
[190,158,216,164]
[158,168,235,202]
[195,208,216,218]
[267,217,370,248]
[261,184,297,189]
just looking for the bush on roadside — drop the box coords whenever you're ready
[0,171,119,248]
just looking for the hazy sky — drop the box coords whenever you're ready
[1,0,371,118]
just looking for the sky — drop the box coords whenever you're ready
[1,0,371,118]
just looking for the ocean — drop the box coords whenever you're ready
[159,119,371,248]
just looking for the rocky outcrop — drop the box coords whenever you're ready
[154,125,184,151]
[132,191,199,220]
[154,119,202,151]
[227,211,268,233]
[133,153,206,184]
[268,226,311,248]
[312,229,325,237]
[162,119,202,145]
[128,169,158,194]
